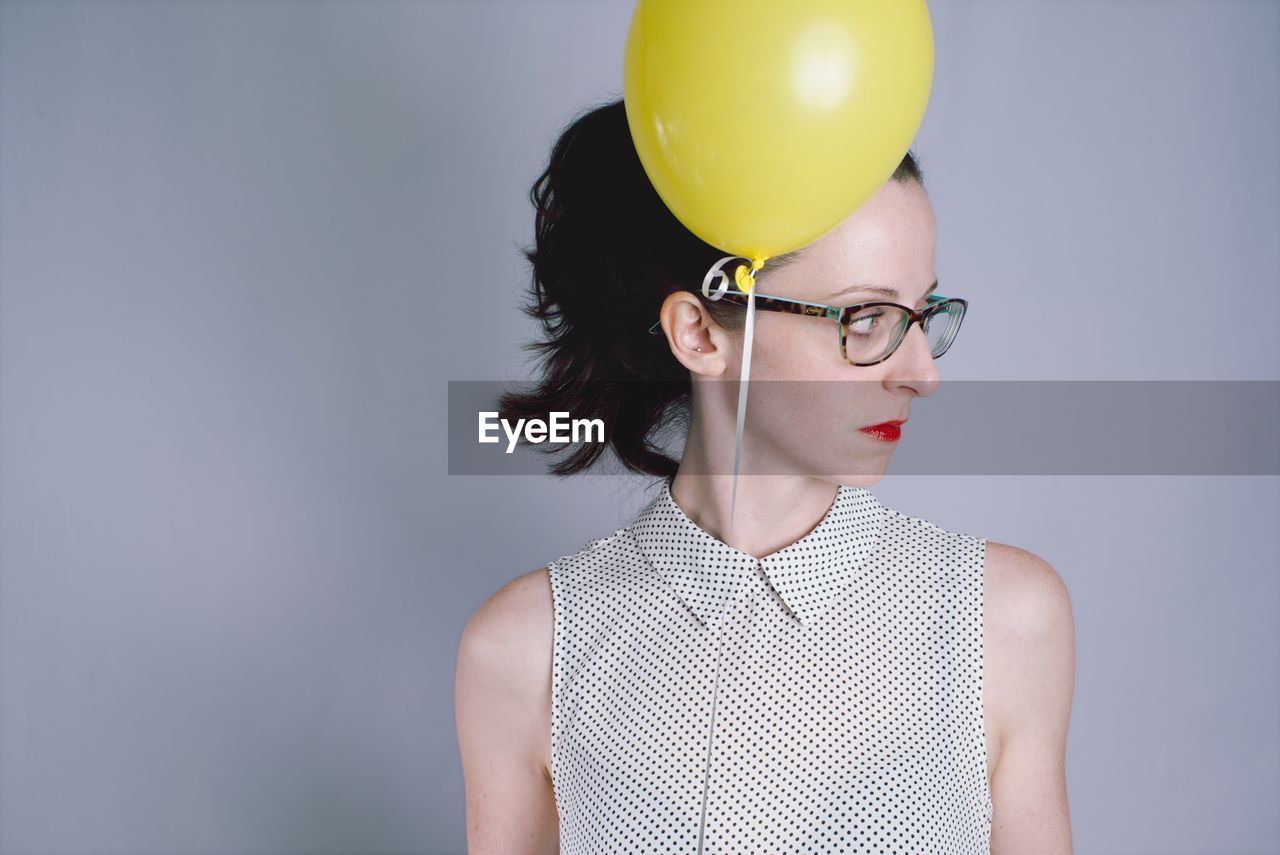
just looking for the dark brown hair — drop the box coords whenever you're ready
[497,95,924,479]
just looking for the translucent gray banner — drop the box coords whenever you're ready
[448,380,1280,476]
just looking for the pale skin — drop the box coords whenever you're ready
[455,179,1075,853]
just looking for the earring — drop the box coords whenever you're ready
[694,346,703,352]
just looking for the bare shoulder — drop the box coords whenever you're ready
[456,567,555,774]
[981,543,1076,850]
[982,540,1076,777]
[461,567,554,651]
[982,540,1073,637]
[457,567,554,707]
[455,568,559,853]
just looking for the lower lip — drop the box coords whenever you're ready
[858,423,902,442]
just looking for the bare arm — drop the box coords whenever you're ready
[455,568,559,854]
[985,542,1076,854]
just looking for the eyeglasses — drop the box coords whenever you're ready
[647,290,968,366]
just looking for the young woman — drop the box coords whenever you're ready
[455,97,1074,854]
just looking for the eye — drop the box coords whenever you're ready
[847,310,886,336]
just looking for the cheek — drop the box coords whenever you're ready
[751,317,847,380]
[746,367,880,448]
[748,383,883,476]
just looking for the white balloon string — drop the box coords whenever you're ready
[727,285,756,541]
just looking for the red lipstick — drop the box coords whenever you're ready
[858,419,905,442]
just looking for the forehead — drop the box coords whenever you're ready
[765,180,936,303]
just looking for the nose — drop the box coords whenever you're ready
[884,322,940,395]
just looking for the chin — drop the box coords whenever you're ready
[817,450,888,488]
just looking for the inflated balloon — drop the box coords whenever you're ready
[623,0,934,288]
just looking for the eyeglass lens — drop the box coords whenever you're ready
[843,301,964,364]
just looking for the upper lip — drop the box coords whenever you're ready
[861,418,907,428]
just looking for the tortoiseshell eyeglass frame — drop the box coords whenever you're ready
[646,291,968,367]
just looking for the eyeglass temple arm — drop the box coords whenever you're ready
[648,292,835,334]
[648,292,957,334]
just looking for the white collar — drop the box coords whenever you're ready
[627,480,885,630]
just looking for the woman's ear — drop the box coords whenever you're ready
[656,291,733,375]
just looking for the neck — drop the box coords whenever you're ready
[671,426,840,558]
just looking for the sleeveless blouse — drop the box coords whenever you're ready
[547,480,993,854]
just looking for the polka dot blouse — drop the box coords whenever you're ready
[547,479,993,854]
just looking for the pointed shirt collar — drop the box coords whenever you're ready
[627,480,885,630]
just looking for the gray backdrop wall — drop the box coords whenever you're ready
[1,1,1276,853]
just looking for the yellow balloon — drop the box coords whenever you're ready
[623,0,934,268]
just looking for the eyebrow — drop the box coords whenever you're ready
[826,278,938,304]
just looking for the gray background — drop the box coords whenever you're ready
[1,1,1276,853]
